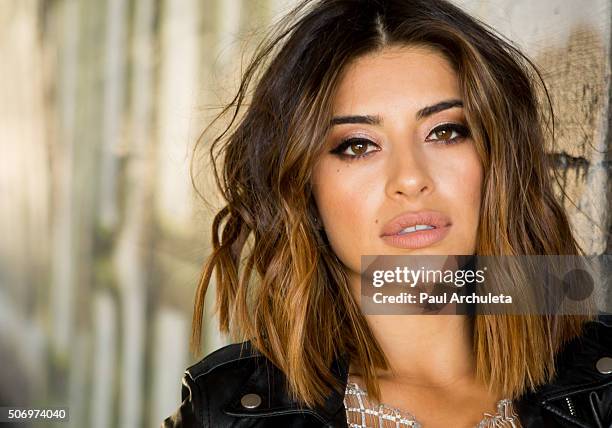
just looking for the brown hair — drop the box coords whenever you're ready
[191,0,593,408]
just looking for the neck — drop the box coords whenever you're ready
[348,271,476,388]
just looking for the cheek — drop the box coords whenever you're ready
[312,163,381,264]
[434,147,483,230]
[461,153,484,213]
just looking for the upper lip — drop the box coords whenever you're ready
[380,210,452,237]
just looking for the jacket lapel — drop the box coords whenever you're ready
[516,315,612,427]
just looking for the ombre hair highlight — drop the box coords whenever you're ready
[190,0,594,408]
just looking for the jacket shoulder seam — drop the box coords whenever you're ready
[187,341,261,381]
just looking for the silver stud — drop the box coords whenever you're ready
[240,393,262,409]
[595,357,612,374]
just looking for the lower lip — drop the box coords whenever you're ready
[381,225,451,249]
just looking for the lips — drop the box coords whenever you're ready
[380,211,452,250]
[380,210,452,237]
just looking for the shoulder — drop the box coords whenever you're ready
[160,340,268,428]
[517,314,612,427]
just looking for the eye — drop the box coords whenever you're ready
[425,123,470,144]
[330,137,380,159]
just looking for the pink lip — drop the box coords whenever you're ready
[380,210,452,250]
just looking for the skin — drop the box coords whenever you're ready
[311,46,499,427]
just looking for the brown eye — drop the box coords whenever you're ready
[434,128,452,140]
[350,141,368,155]
[330,137,379,158]
[425,123,470,144]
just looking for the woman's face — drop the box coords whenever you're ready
[312,45,483,277]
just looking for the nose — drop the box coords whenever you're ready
[384,143,434,201]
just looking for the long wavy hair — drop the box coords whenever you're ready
[191,0,593,408]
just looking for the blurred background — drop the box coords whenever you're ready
[1,0,610,427]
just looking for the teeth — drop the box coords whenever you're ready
[398,224,435,235]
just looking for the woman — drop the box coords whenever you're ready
[162,0,612,426]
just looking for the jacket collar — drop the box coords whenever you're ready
[223,315,612,424]
[528,314,612,400]
[223,342,350,424]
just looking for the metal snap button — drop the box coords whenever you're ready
[240,393,262,409]
[595,357,612,374]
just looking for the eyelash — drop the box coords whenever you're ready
[330,123,471,160]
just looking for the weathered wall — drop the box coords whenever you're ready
[456,0,612,255]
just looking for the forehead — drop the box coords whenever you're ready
[333,45,460,113]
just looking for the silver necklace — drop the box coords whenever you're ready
[344,380,522,428]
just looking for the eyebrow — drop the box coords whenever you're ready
[330,99,464,126]
[415,99,464,120]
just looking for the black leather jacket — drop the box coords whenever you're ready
[162,315,612,427]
